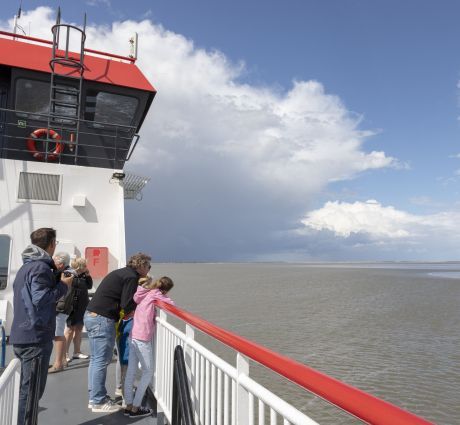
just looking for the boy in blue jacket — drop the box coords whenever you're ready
[10,228,73,425]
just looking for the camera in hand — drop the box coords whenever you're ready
[63,268,77,278]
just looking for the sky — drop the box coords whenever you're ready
[2,1,460,262]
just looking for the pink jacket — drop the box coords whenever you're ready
[131,287,174,342]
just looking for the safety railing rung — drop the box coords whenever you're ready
[47,111,78,118]
[50,100,79,108]
[52,87,80,95]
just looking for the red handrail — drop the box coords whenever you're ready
[0,30,136,63]
[155,300,434,425]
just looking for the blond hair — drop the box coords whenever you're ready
[71,257,87,273]
[138,276,174,293]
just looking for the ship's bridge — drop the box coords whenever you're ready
[0,15,156,170]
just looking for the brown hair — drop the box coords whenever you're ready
[138,276,174,294]
[127,252,151,269]
[30,228,56,250]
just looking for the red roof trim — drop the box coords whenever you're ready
[0,31,155,93]
[0,30,136,63]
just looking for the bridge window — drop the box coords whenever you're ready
[15,78,78,123]
[15,79,49,120]
[0,235,10,290]
[85,91,138,130]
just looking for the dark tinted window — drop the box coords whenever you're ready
[86,91,138,127]
[15,79,78,123]
[15,79,49,119]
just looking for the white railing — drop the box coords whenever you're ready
[152,302,433,425]
[153,308,319,425]
[0,358,21,425]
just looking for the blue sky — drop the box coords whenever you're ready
[2,1,460,261]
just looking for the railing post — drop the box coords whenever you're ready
[12,363,21,425]
[185,323,196,422]
[150,309,158,415]
[152,309,158,395]
[236,353,249,425]
[156,308,167,425]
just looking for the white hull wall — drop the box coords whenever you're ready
[0,159,126,333]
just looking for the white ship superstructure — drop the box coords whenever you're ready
[0,160,129,332]
[0,11,156,334]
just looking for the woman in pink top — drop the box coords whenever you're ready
[123,276,174,418]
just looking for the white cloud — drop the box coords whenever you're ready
[301,200,460,259]
[302,200,414,239]
[1,8,406,260]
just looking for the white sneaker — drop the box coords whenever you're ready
[92,400,121,413]
[73,352,90,359]
[114,387,123,397]
[88,403,93,409]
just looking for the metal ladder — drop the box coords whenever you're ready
[47,8,86,164]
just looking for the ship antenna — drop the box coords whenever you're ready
[55,6,61,45]
[13,0,26,36]
[129,32,138,61]
[17,0,22,19]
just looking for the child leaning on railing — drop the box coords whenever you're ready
[123,276,174,418]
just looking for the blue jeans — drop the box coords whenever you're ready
[13,341,53,425]
[84,311,116,404]
[124,338,154,407]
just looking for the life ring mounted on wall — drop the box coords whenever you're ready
[26,128,64,161]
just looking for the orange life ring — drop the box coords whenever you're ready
[26,128,64,161]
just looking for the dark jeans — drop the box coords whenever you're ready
[13,341,53,425]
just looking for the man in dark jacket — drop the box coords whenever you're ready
[10,228,73,425]
[84,252,151,413]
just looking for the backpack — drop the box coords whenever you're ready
[56,285,77,315]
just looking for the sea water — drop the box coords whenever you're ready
[152,262,460,425]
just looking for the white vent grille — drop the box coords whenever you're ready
[18,172,62,203]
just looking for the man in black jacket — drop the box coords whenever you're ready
[10,228,73,425]
[84,252,151,413]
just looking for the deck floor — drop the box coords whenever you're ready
[4,337,158,425]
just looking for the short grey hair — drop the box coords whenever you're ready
[54,252,70,267]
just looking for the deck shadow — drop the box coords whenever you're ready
[77,411,154,425]
[64,360,90,371]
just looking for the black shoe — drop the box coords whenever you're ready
[129,407,152,418]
